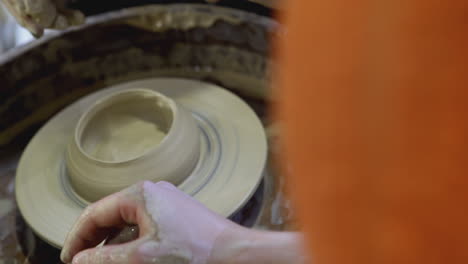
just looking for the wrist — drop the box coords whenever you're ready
[208,224,306,264]
[208,224,251,264]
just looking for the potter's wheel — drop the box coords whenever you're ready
[0,3,295,263]
[16,78,268,247]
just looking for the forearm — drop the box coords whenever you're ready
[210,225,307,264]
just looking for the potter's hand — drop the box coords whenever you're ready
[1,0,84,37]
[60,181,235,264]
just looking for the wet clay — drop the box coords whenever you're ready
[80,95,173,162]
[82,114,166,162]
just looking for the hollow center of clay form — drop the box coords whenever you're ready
[78,92,174,163]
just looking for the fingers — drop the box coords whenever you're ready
[52,9,84,29]
[1,0,41,36]
[61,187,147,263]
[14,0,56,34]
[53,14,68,29]
[65,9,85,26]
[1,0,84,37]
[50,0,84,28]
[71,239,146,264]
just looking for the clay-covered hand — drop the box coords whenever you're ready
[60,181,236,264]
[1,0,84,37]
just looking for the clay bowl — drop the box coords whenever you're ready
[66,89,200,203]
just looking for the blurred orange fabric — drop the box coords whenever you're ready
[276,0,468,263]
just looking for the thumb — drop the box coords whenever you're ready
[71,239,144,264]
